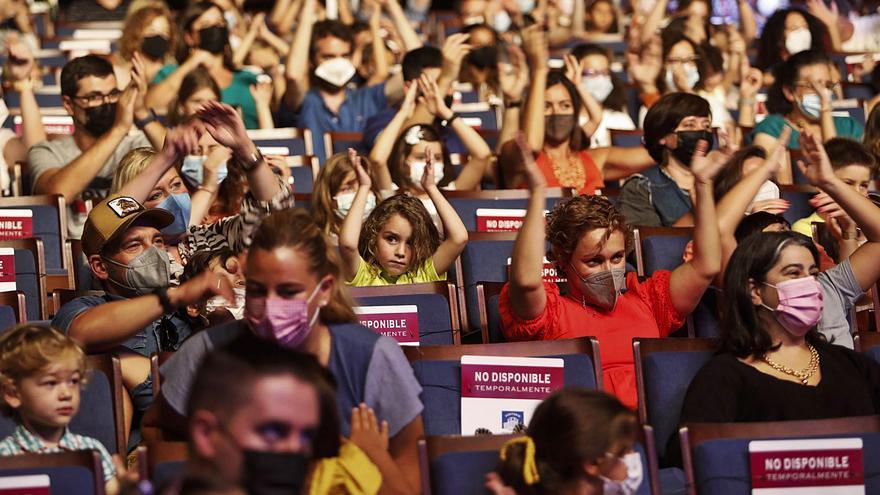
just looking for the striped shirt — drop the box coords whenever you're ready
[0,425,116,481]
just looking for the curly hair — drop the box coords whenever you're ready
[358,194,440,275]
[0,325,88,418]
[546,195,632,265]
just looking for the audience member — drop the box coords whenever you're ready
[111,4,176,88]
[312,151,381,240]
[570,43,635,148]
[755,8,831,77]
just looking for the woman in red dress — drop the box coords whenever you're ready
[500,136,723,409]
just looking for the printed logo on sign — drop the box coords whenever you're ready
[502,411,524,431]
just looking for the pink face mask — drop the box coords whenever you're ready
[761,276,823,336]
[245,284,322,347]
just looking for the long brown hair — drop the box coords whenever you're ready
[119,4,176,61]
[249,209,357,324]
[312,152,381,236]
[167,67,221,127]
[358,194,439,275]
[495,389,637,494]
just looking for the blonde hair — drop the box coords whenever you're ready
[111,147,159,194]
[312,152,380,236]
[249,209,358,324]
[0,325,88,417]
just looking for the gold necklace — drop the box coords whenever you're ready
[761,344,820,385]
[549,151,586,190]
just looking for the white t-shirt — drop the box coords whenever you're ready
[842,14,880,52]
[590,109,636,148]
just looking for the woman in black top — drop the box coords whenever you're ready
[678,132,880,432]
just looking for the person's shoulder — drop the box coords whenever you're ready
[753,114,785,133]
[233,70,259,84]
[197,319,249,348]
[329,322,381,344]
[30,135,74,153]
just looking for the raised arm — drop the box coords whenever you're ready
[369,83,418,190]
[233,12,265,68]
[737,0,757,43]
[198,101,281,201]
[367,6,391,87]
[497,45,529,152]
[116,124,201,202]
[571,0,586,38]
[669,140,723,316]
[508,134,548,321]
[132,53,166,148]
[639,0,669,45]
[188,145,229,227]
[284,0,317,110]
[565,53,603,140]
[5,41,46,148]
[418,75,490,190]
[145,50,214,111]
[807,0,842,51]
[406,33,470,128]
[380,0,423,52]
[250,78,277,129]
[798,131,880,291]
[522,25,550,152]
[35,85,138,203]
[590,145,655,181]
[339,149,372,280]
[422,149,467,275]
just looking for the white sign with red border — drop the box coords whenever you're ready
[354,305,419,346]
[749,438,864,494]
[0,474,50,495]
[0,248,16,293]
[460,355,564,435]
[507,257,567,284]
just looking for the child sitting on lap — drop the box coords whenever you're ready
[0,324,118,493]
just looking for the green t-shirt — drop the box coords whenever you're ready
[153,64,259,129]
[750,114,864,149]
[349,256,446,286]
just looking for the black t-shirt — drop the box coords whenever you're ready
[667,341,880,465]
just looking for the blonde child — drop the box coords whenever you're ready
[340,148,468,286]
[0,325,119,494]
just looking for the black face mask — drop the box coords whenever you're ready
[545,114,576,144]
[80,102,117,137]
[467,45,498,69]
[198,25,228,54]
[141,35,170,60]
[239,449,309,495]
[670,130,713,166]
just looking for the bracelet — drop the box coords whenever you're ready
[135,109,159,129]
[440,113,461,128]
[236,147,264,172]
[505,99,523,108]
[154,287,176,314]
[197,185,218,194]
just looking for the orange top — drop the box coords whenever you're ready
[535,149,604,195]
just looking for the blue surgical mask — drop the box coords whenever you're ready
[181,155,228,185]
[156,192,192,238]
[798,93,822,120]
[665,63,700,91]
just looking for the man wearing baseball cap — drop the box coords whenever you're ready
[52,194,233,447]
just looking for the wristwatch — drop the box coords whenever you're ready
[154,286,176,314]
[135,109,160,129]
[237,147,264,172]
[439,113,461,128]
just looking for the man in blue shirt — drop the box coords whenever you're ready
[52,194,234,445]
[282,0,412,163]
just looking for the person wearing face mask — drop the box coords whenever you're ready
[570,43,635,148]
[486,389,644,495]
[457,23,504,104]
[29,55,163,239]
[144,208,425,492]
[147,2,261,129]
[312,151,382,242]
[111,5,176,89]
[755,8,832,83]
[502,135,721,409]
[51,194,235,449]
[281,0,412,164]
[111,102,293,277]
[616,93,715,227]
[181,248,247,328]
[658,33,701,97]
[499,26,655,194]
[180,337,388,495]
[752,50,863,183]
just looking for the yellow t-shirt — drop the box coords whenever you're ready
[792,212,823,238]
[349,256,447,286]
[309,443,382,495]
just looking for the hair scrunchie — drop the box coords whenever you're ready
[500,436,540,485]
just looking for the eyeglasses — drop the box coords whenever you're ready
[157,316,180,351]
[793,81,840,91]
[72,89,122,107]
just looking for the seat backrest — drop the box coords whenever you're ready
[681,416,880,495]
[421,434,512,495]
[779,185,818,225]
[5,245,42,320]
[247,127,312,156]
[457,233,517,331]
[285,156,317,194]
[0,195,66,273]
[0,354,126,455]
[350,282,459,345]
[323,131,364,159]
[634,227,692,277]
[856,331,880,365]
[0,450,104,495]
[476,281,505,344]
[405,338,602,436]
[444,191,567,232]
[633,337,717,464]
[0,291,26,330]
[610,129,644,148]
[452,103,499,130]
[135,442,187,487]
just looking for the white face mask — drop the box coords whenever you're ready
[582,75,614,103]
[785,27,812,55]
[666,63,700,91]
[408,159,444,186]
[205,286,246,320]
[314,57,356,87]
[747,180,780,213]
[334,190,377,219]
[600,452,644,495]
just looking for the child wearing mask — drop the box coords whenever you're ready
[340,150,468,286]
[569,43,635,148]
[312,151,382,241]
[0,325,119,494]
